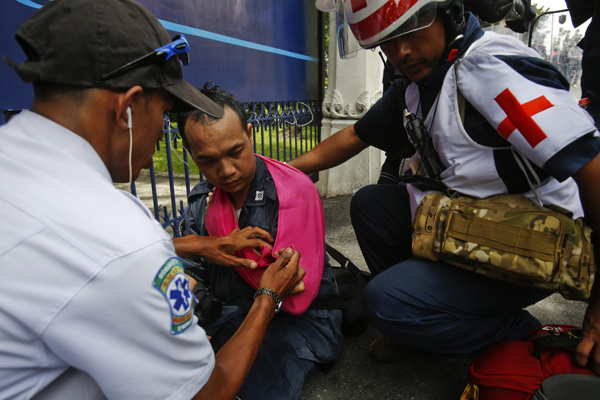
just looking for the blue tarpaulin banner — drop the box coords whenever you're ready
[0,0,321,110]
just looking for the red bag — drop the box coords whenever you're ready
[461,324,600,400]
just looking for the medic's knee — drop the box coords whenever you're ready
[363,272,418,326]
[362,277,387,322]
[350,185,376,225]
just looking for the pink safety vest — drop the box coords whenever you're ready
[205,154,325,316]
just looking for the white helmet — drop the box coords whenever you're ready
[317,0,463,59]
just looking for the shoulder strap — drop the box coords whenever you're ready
[325,243,360,275]
[533,335,581,360]
[456,82,467,124]
[309,243,363,310]
[454,56,468,125]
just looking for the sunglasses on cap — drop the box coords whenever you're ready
[94,34,190,84]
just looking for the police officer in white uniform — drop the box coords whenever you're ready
[0,1,305,399]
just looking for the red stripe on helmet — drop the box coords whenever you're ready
[349,0,421,44]
[351,0,368,13]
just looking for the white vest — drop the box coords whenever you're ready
[405,32,597,219]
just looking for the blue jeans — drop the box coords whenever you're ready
[351,184,552,358]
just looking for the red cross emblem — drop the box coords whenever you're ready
[351,0,368,13]
[495,88,553,148]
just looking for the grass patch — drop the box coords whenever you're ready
[152,138,199,176]
[252,123,319,162]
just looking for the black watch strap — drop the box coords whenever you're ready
[254,288,282,314]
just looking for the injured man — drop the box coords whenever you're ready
[176,83,343,400]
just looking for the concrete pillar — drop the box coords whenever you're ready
[315,12,384,197]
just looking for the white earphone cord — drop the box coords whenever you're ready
[165,115,189,166]
[127,107,133,186]
[128,125,133,185]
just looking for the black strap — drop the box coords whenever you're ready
[325,243,361,275]
[309,243,362,310]
[533,333,582,359]
[395,174,447,192]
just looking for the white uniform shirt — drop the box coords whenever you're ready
[0,111,214,399]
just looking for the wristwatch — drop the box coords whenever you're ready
[254,288,282,314]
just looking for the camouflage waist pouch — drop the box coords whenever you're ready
[412,193,596,300]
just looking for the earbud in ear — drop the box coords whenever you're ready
[126,107,132,129]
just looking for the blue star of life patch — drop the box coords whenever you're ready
[153,257,195,335]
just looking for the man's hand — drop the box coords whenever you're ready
[575,296,600,374]
[227,226,274,253]
[193,247,305,400]
[573,152,600,373]
[172,227,273,269]
[258,247,305,299]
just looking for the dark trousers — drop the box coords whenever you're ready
[210,308,342,400]
[350,183,414,275]
[350,184,552,358]
[210,313,316,400]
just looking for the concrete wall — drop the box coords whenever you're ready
[315,119,383,197]
[316,12,385,198]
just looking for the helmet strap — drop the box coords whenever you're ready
[441,2,466,62]
[443,0,466,36]
[445,33,465,61]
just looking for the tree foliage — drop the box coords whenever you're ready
[532,2,550,16]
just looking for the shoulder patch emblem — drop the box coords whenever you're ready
[153,257,195,335]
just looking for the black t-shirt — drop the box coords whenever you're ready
[355,81,408,157]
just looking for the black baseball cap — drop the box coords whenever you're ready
[4,0,223,117]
